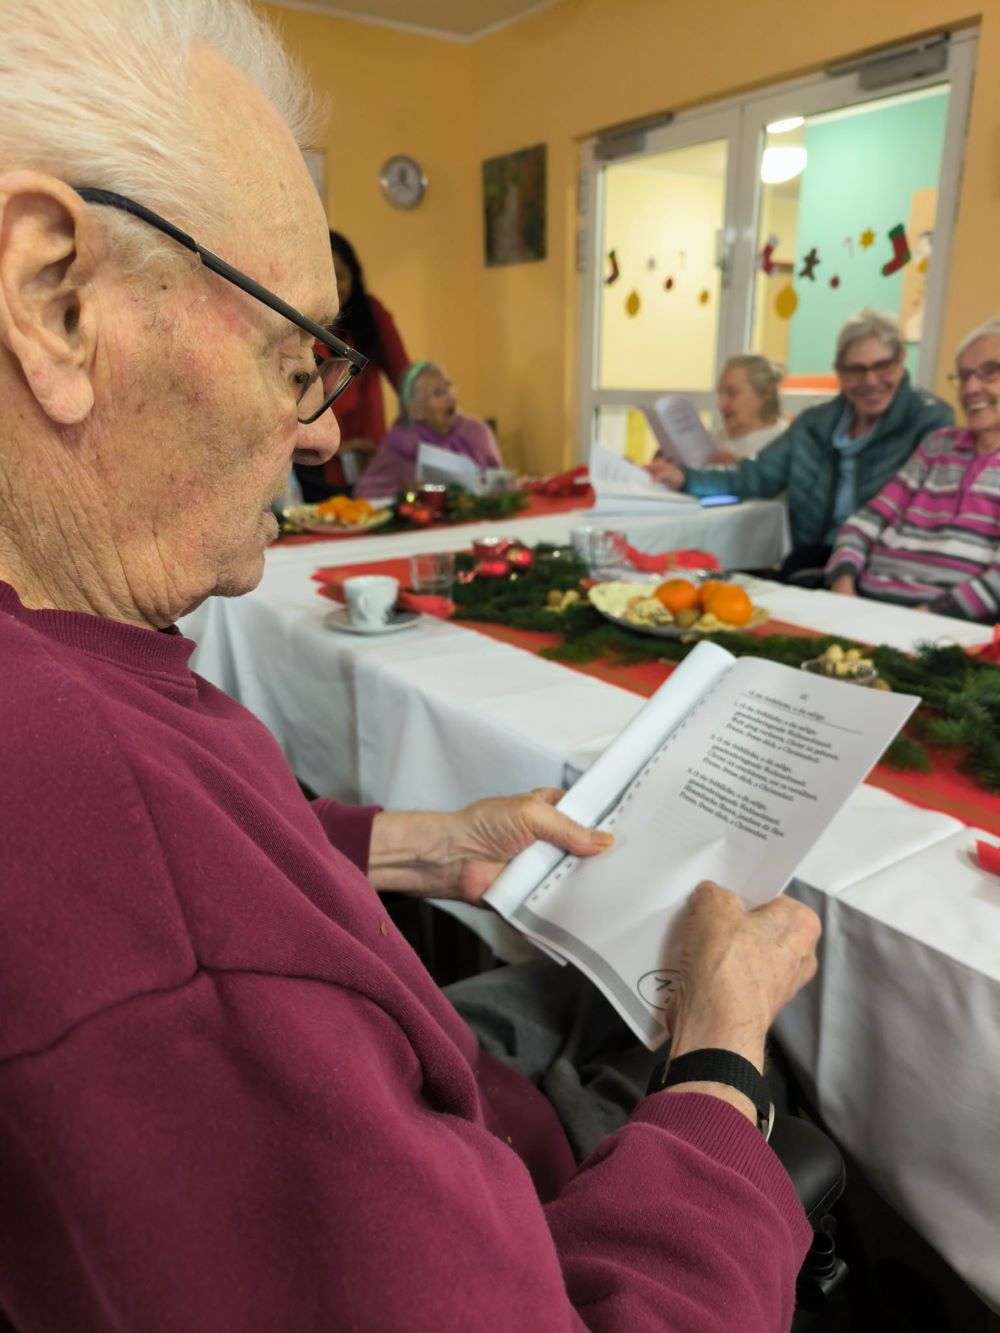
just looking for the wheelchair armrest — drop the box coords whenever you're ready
[768,1114,846,1225]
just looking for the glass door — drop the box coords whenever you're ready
[577,30,978,457]
[579,107,741,463]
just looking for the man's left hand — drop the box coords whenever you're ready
[368,790,613,903]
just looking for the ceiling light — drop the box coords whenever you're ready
[766,116,805,134]
[760,145,807,184]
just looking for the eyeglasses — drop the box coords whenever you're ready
[838,356,901,381]
[74,187,367,424]
[947,360,1000,388]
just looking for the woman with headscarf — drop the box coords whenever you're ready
[356,362,503,498]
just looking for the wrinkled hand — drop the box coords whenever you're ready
[646,455,685,490]
[367,791,612,903]
[668,882,821,1071]
[445,789,613,904]
[830,574,857,597]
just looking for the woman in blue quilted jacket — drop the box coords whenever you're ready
[648,310,954,581]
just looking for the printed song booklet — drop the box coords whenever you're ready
[484,640,918,1048]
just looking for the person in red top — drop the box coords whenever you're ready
[294,230,410,501]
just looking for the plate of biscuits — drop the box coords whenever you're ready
[588,578,769,637]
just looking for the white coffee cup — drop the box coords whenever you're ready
[344,575,399,627]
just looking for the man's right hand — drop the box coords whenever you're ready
[646,455,686,490]
[667,882,821,1084]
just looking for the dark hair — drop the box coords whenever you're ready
[329,231,380,361]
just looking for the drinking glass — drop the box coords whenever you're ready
[409,552,456,595]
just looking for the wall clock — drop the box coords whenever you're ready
[379,155,427,210]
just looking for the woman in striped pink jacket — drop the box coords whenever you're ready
[826,321,1000,622]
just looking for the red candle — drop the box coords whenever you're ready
[415,483,448,517]
[476,557,510,580]
[472,535,511,561]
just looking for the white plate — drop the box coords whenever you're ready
[325,608,421,636]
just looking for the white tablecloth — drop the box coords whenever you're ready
[181,535,999,1309]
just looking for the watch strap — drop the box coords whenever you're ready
[650,1048,774,1140]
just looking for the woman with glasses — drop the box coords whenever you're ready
[355,361,503,498]
[647,310,953,581]
[826,320,1000,620]
[294,232,411,502]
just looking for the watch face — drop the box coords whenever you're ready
[380,155,427,209]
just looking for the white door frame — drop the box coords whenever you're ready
[576,28,979,460]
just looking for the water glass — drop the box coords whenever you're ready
[409,552,456,596]
[575,528,625,578]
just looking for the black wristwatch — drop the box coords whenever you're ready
[649,1048,774,1141]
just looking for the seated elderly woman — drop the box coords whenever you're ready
[711,354,786,463]
[648,310,953,580]
[826,320,1000,621]
[355,361,503,497]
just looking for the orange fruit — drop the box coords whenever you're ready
[706,585,753,627]
[699,580,726,606]
[654,578,700,614]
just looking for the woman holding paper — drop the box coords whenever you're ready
[647,311,953,578]
[712,355,787,463]
[356,361,503,497]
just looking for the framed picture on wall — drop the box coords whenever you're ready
[482,143,546,266]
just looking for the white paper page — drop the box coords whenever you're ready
[485,641,735,918]
[588,443,696,510]
[510,657,918,1047]
[416,442,480,490]
[646,395,716,468]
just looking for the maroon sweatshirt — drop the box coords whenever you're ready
[0,580,810,1331]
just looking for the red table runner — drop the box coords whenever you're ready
[316,555,1000,835]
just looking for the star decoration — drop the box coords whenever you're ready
[859,229,876,250]
[798,247,820,281]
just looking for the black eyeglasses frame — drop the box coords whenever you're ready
[74,186,367,424]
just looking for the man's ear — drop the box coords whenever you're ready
[0,172,99,425]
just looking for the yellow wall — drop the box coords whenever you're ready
[599,161,724,392]
[266,0,999,474]
[261,5,482,426]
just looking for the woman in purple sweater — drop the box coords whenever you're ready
[355,359,503,497]
[828,321,1000,621]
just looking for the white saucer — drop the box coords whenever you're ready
[325,608,421,636]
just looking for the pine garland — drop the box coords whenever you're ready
[451,545,1000,792]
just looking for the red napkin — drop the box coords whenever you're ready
[975,839,1000,876]
[612,538,722,575]
[969,625,1000,663]
[314,574,454,619]
[523,465,591,498]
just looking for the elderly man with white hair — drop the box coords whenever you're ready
[650,309,954,581]
[0,3,821,1329]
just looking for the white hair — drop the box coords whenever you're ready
[0,0,316,260]
[720,354,784,424]
[956,318,1000,361]
[835,308,902,368]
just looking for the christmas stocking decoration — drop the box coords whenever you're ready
[881,225,911,276]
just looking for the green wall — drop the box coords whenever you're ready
[786,89,949,375]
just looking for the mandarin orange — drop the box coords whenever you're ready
[706,585,753,626]
[654,578,700,614]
